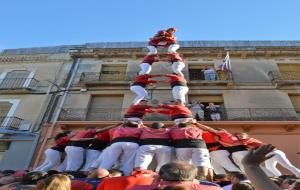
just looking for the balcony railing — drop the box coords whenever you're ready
[0,116,31,131]
[268,70,300,86]
[0,78,39,90]
[59,108,299,121]
[77,70,233,86]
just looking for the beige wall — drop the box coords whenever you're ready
[0,94,47,125]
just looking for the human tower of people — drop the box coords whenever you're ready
[35,28,300,180]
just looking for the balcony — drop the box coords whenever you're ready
[188,70,234,87]
[59,108,299,121]
[76,70,234,88]
[77,72,132,87]
[0,116,31,131]
[0,78,39,93]
[268,70,300,88]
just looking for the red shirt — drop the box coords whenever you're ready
[132,74,157,88]
[157,104,192,120]
[240,137,265,148]
[109,126,141,141]
[202,131,221,151]
[149,30,176,47]
[164,74,187,87]
[168,53,183,62]
[96,172,155,190]
[215,131,242,147]
[124,104,154,119]
[95,130,110,142]
[55,136,71,146]
[72,129,97,140]
[127,181,223,190]
[170,126,203,140]
[140,127,170,140]
[141,55,159,65]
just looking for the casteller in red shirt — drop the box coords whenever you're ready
[141,54,160,65]
[124,104,155,119]
[96,170,156,190]
[156,103,192,121]
[149,28,177,47]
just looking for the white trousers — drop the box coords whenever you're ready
[135,145,172,172]
[171,61,185,76]
[57,157,68,172]
[146,44,180,55]
[265,149,300,177]
[172,86,189,104]
[100,142,139,176]
[211,159,227,174]
[139,63,152,75]
[130,85,148,105]
[81,149,101,171]
[34,149,61,172]
[147,45,158,55]
[210,150,241,173]
[65,146,84,171]
[168,44,180,53]
[176,148,212,168]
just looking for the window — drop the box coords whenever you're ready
[86,95,124,120]
[0,70,35,89]
[0,100,20,127]
[277,64,300,80]
[0,142,11,161]
[100,64,127,81]
[289,94,300,118]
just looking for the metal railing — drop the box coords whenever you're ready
[0,116,31,130]
[189,70,232,81]
[78,70,232,84]
[0,78,39,90]
[268,70,300,82]
[59,108,299,121]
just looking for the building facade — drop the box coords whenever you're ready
[1,41,300,172]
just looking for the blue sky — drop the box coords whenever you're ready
[0,0,299,50]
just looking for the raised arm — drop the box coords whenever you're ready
[242,144,280,190]
[194,122,219,133]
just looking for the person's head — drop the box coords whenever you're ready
[230,173,247,184]
[124,121,140,128]
[281,178,298,189]
[54,131,71,141]
[108,169,123,177]
[231,182,255,190]
[40,174,71,190]
[213,174,229,183]
[139,99,148,105]
[208,102,215,106]
[22,171,48,185]
[234,133,249,140]
[172,99,183,106]
[158,162,198,182]
[151,122,165,129]
[166,27,177,33]
[288,180,300,190]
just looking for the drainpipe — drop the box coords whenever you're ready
[32,58,81,168]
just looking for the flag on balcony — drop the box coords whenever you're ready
[219,52,231,72]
